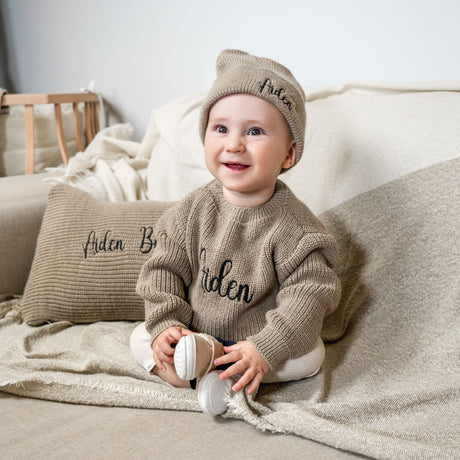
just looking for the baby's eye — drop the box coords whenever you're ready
[248,127,263,136]
[216,125,228,134]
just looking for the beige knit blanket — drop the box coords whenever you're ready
[1,159,458,459]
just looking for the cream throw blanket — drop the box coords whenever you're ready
[45,123,151,202]
[1,159,458,459]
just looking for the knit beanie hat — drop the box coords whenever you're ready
[199,49,306,168]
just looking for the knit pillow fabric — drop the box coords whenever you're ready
[21,184,174,325]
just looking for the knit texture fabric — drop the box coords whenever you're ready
[21,184,174,325]
[136,180,340,370]
[199,49,306,168]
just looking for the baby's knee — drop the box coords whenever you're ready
[304,336,325,376]
[263,337,325,384]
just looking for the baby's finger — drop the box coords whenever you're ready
[164,336,179,350]
[162,354,175,364]
[232,369,256,393]
[223,344,241,354]
[218,360,247,381]
[166,328,184,342]
[246,372,263,395]
[152,351,167,372]
[214,350,240,367]
[156,346,175,364]
[158,340,175,356]
[181,328,194,336]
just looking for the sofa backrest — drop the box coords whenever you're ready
[143,81,460,215]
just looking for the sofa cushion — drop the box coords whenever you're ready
[285,81,460,214]
[0,173,52,296]
[21,184,174,325]
[144,82,460,215]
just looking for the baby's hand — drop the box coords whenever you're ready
[214,340,269,394]
[152,326,193,372]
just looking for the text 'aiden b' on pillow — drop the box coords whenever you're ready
[21,184,174,326]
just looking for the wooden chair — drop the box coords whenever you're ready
[1,92,100,174]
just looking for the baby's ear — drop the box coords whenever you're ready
[281,142,296,170]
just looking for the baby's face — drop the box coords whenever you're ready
[204,94,295,208]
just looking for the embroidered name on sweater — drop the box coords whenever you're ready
[258,78,295,111]
[81,226,156,259]
[199,247,254,304]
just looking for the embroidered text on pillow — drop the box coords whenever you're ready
[21,183,174,326]
[258,78,295,111]
[82,226,156,259]
[139,226,157,254]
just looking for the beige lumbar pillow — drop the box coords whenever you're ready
[22,184,174,325]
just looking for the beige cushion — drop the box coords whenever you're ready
[0,173,52,295]
[22,184,174,325]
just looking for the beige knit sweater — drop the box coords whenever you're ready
[136,180,341,369]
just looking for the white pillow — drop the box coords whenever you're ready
[144,81,460,213]
[145,93,212,201]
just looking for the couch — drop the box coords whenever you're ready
[1,81,459,459]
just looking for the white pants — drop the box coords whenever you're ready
[130,322,325,383]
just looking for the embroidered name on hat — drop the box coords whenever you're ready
[258,78,295,111]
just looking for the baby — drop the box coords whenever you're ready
[130,49,341,415]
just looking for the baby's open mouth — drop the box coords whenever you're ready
[225,163,249,171]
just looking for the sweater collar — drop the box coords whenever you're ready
[208,180,288,223]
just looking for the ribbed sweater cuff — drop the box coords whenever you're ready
[248,329,290,370]
[145,316,188,345]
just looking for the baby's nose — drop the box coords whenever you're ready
[226,134,246,153]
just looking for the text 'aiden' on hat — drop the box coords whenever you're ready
[199,49,306,168]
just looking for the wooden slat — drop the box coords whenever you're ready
[2,92,99,106]
[24,105,35,174]
[84,102,93,143]
[72,102,85,152]
[90,102,97,139]
[87,103,94,141]
[54,103,70,164]
[94,102,100,133]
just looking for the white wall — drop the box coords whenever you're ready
[1,0,459,140]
